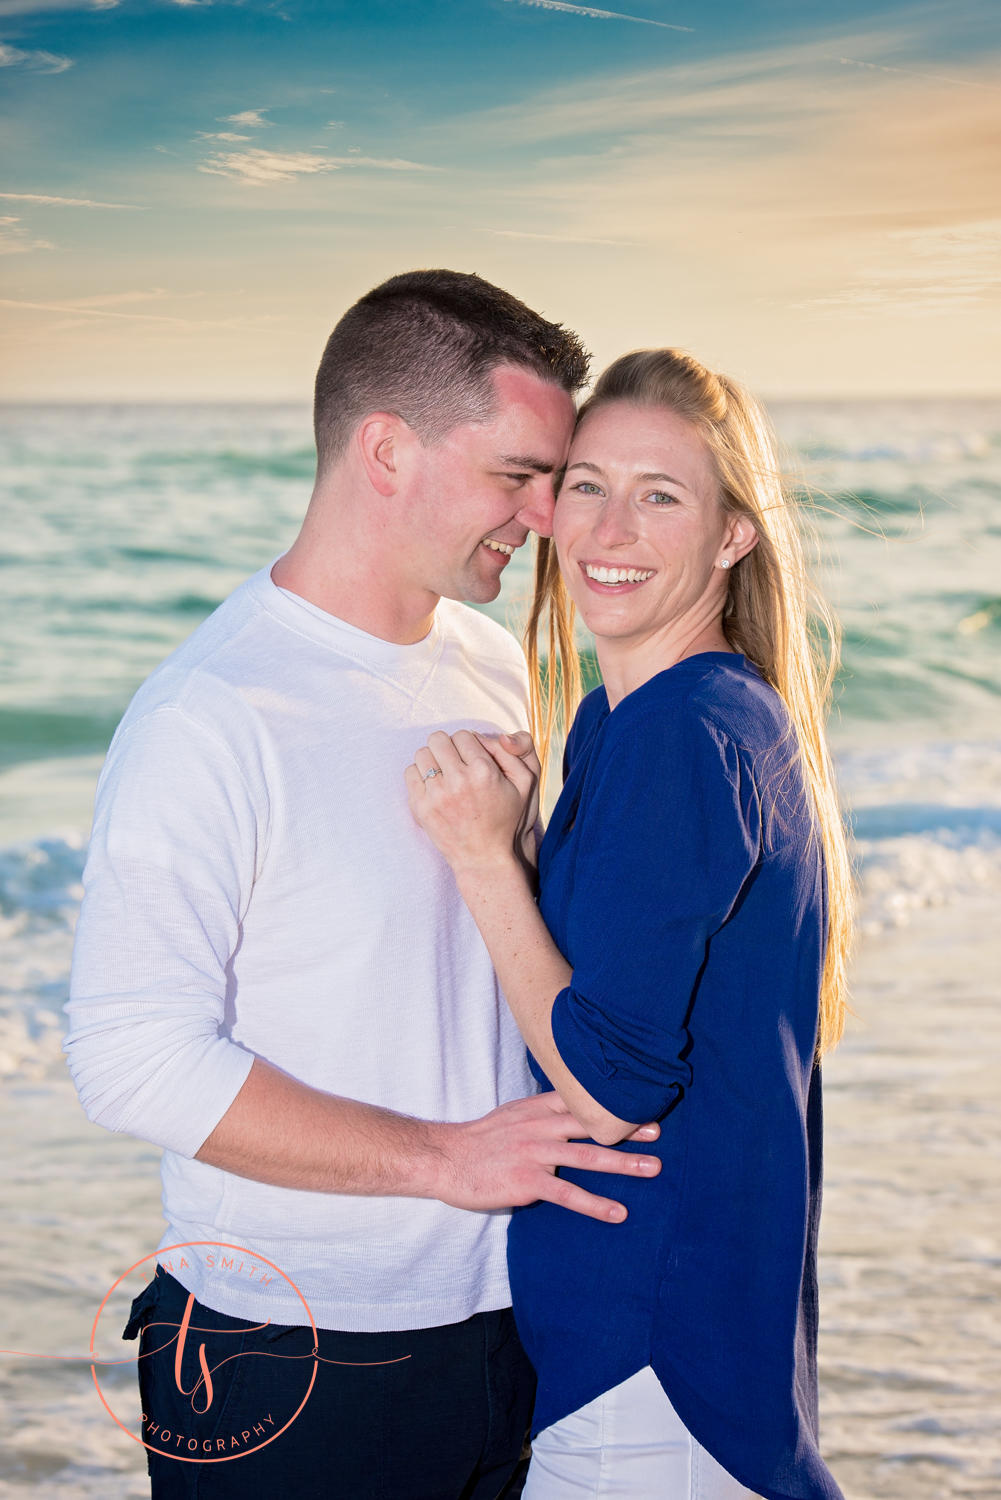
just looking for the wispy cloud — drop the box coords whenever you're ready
[485,228,633,245]
[198,149,438,184]
[504,0,692,33]
[797,221,1001,317]
[327,155,439,170]
[828,55,999,93]
[435,32,1001,328]
[198,150,338,184]
[0,191,140,207]
[0,215,54,253]
[0,295,257,328]
[59,287,176,307]
[0,39,72,72]
[196,132,252,142]
[0,0,114,13]
[218,109,271,127]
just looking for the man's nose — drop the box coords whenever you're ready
[515,478,557,539]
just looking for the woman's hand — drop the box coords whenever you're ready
[405,729,541,880]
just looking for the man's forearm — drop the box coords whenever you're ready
[194,1053,661,1222]
[195,1057,448,1196]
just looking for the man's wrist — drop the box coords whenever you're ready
[405,1119,464,1202]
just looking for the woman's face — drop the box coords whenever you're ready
[553,401,754,647]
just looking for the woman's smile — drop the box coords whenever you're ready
[580,561,656,590]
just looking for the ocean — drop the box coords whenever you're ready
[1,401,998,1497]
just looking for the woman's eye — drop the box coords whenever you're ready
[574,482,603,496]
[647,491,675,506]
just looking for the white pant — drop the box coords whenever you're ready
[524,1366,760,1499]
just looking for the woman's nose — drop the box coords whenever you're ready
[591,494,637,549]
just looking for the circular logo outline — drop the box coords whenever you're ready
[90,1241,318,1464]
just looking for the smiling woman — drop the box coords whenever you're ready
[408,345,855,1499]
[530,347,852,1054]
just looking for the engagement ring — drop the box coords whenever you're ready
[422,767,440,781]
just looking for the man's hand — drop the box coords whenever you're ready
[195,1059,659,1223]
[427,1091,661,1224]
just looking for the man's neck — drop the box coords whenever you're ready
[271,513,439,646]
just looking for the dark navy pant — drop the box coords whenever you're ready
[124,1268,534,1499]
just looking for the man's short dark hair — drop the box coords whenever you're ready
[313,269,590,473]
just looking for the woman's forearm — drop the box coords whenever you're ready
[454,857,639,1145]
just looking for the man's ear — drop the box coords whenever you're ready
[356,414,407,497]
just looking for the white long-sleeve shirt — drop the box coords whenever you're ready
[65,566,536,1331]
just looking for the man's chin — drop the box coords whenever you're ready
[437,568,503,606]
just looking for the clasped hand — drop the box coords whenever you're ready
[405,729,541,879]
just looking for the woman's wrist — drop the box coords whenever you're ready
[452,851,529,902]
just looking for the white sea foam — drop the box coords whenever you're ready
[0,836,84,1081]
[837,741,1001,937]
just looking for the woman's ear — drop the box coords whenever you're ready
[726,512,759,563]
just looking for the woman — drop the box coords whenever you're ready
[405,350,852,1500]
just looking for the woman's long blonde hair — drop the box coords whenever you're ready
[525,348,853,1055]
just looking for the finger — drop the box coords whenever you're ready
[499,731,536,759]
[403,763,425,797]
[626,1122,661,1142]
[538,1090,575,1115]
[425,731,468,775]
[474,736,536,798]
[536,1092,590,1132]
[499,732,542,782]
[533,1095,612,1142]
[554,1142,661,1178]
[450,728,502,770]
[489,739,537,788]
[413,747,443,782]
[534,1177,627,1224]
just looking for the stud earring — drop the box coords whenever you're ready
[720,559,731,570]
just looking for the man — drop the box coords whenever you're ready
[65,271,661,1499]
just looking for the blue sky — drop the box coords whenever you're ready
[2,0,999,398]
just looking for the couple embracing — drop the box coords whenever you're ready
[66,270,851,1500]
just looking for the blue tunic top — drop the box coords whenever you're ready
[507,653,842,1500]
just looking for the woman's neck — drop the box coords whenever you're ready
[596,616,733,710]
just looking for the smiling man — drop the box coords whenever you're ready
[65,272,662,1499]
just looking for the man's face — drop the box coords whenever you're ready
[404,365,577,604]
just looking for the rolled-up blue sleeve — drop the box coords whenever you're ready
[548,707,761,1122]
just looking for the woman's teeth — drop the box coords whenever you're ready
[585,564,653,585]
[482,539,515,555]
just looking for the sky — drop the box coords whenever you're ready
[1,0,999,400]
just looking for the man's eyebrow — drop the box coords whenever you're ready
[495,454,556,474]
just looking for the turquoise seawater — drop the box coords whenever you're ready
[1,401,1000,777]
[0,402,999,1497]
